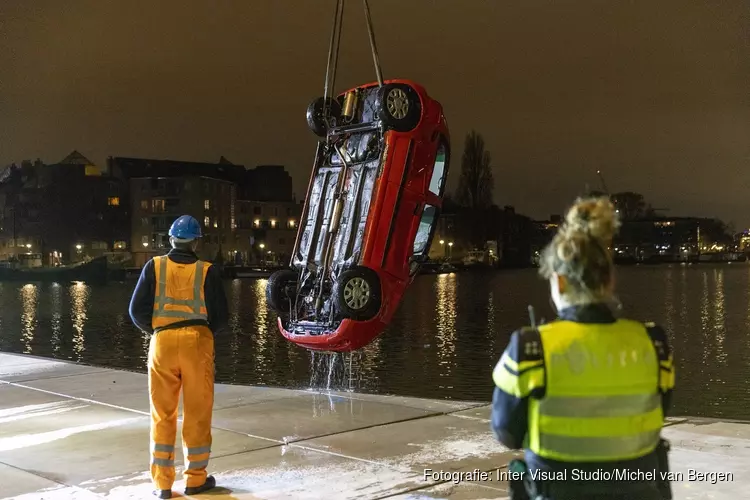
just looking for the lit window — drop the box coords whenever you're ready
[254,219,260,228]
[204,199,210,210]
[204,216,210,227]
[108,197,120,206]
[288,219,296,228]
[152,199,165,212]
[270,219,277,228]
[213,220,218,228]
[140,200,148,210]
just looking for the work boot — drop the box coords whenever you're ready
[152,489,171,499]
[184,475,216,495]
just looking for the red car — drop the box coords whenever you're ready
[266,79,450,352]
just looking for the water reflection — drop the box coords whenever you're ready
[50,283,62,354]
[664,268,674,335]
[229,279,242,380]
[69,281,89,360]
[714,269,726,366]
[20,284,38,353]
[252,279,270,376]
[434,273,457,382]
[700,271,710,373]
[1,265,750,420]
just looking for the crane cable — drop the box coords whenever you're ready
[323,0,345,105]
[362,0,384,87]
[322,0,385,109]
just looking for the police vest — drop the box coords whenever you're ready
[152,256,210,330]
[527,319,663,462]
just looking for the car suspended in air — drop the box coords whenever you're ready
[265,79,450,352]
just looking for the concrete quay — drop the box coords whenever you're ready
[0,351,748,499]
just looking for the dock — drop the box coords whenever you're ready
[0,351,748,499]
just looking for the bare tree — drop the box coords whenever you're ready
[456,130,494,209]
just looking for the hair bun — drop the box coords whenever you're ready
[563,196,620,243]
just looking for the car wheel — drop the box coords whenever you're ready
[375,84,421,132]
[306,97,342,137]
[265,269,298,313]
[334,266,381,321]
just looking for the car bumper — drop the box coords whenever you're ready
[277,316,386,352]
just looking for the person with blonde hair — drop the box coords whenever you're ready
[491,196,675,500]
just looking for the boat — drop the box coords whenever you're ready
[0,256,109,283]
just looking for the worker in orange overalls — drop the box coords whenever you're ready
[129,215,229,499]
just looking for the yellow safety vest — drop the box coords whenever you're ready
[527,319,663,462]
[152,255,210,330]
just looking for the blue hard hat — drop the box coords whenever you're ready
[169,215,202,240]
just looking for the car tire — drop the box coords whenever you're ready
[334,266,381,321]
[306,97,342,137]
[375,83,421,132]
[265,269,298,313]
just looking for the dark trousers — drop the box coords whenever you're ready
[533,481,663,500]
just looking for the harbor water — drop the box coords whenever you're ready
[0,264,748,420]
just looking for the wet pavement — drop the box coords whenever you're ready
[1,352,748,499]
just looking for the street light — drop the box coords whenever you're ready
[25,244,31,249]
[259,243,265,250]
[142,242,148,248]
[76,244,82,251]
[448,241,454,260]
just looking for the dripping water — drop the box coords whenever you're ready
[308,350,361,392]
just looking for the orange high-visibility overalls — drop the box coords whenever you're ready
[148,255,214,491]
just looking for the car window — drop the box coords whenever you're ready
[428,142,447,195]
[413,204,437,255]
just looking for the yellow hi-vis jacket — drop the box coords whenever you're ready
[494,318,674,463]
[152,255,211,330]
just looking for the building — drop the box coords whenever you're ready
[235,200,303,266]
[0,152,129,265]
[108,156,297,267]
[242,165,294,202]
[736,231,750,252]
[615,217,731,260]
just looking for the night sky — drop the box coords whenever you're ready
[2,1,749,226]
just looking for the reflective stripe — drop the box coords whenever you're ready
[157,257,167,311]
[186,459,209,470]
[539,430,660,459]
[151,457,174,467]
[158,297,196,306]
[193,261,204,311]
[187,446,211,455]
[154,310,207,320]
[539,393,661,419]
[151,443,175,453]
